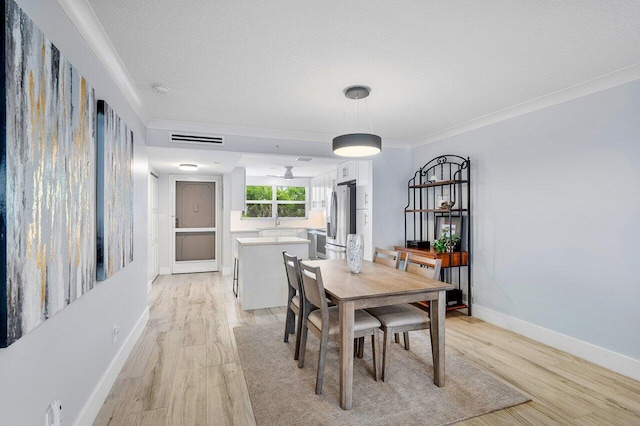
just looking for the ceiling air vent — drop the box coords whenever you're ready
[170,132,224,146]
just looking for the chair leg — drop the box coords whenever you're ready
[403,332,410,351]
[394,333,400,344]
[357,336,365,358]
[371,330,380,381]
[283,305,293,343]
[294,309,304,361]
[298,321,308,368]
[382,329,392,382]
[316,330,329,395]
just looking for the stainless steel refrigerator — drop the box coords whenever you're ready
[326,180,356,259]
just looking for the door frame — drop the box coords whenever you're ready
[170,175,222,274]
[148,172,159,286]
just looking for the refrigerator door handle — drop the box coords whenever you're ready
[329,191,338,239]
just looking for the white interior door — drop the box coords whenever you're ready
[171,175,220,273]
[149,173,159,281]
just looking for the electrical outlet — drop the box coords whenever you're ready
[45,399,62,426]
[112,325,120,344]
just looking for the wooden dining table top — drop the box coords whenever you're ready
[303,259,454,301]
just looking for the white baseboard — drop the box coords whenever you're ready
[222,267,232,276]
[472,304,640,382]
[74,307,150,426]
[159,267,171,275]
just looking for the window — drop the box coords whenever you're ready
[244,185,307,218]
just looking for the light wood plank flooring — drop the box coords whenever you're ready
[94,273,640,425]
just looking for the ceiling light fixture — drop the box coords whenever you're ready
[152,84,170,94]
[283,166,294,179]
[179,163,198,171]
[333,86,382,157]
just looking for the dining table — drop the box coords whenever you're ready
[302,258,454,410]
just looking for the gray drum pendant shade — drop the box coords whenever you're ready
[333,86,382,157]
[333,133,382,157]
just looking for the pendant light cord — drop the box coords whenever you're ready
[338,88,375,135]
[364,98,374,133]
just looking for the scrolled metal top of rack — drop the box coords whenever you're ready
[408,179,468,189]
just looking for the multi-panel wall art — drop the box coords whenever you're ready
[1,0,96,347]
[96,100,134,281]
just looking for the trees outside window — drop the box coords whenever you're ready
[244,185,307,218]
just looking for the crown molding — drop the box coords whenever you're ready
[56,0,150,123]
[147,119,413,149]
[416,64,640,147]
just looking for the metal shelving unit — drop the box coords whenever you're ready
[403,155,472,315]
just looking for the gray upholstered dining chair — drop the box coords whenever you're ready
[297,261,381,394]
[366,253,442,381]
[373,247,401,269]
[282,252,305,361]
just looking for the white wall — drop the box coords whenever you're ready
[371,148,413,250]
[413,80,640,367]
[0,1,149,424]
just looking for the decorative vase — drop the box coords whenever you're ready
[346,234,364,274]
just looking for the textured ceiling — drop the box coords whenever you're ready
[87,0,640,143]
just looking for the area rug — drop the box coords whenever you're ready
[233,323,530,425]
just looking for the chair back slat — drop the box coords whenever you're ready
[404,253,442,280]
[283,252,302,292]
[373,247,401,269]
[299,262,327,311]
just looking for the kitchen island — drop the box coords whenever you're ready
[236,236,310,310]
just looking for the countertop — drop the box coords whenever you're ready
[236,236,310,246]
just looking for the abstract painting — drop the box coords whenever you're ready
[1,0,96,347]
[96,100,133,281]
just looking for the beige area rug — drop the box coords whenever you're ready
[234,323,530,425]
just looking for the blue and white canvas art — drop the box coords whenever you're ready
[96,100,133,281]
[1,0,96,347]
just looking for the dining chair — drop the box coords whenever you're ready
[297,261,381,394]
[282,252,305,361]
[373,247,401,269]
[366,253,442,381]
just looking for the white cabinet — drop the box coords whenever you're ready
[310,171,336,211]
[336,160,357,183]
[356,160,371,209]
[310,176,318,210]
[356,209,372,261]
[321,172,334,209]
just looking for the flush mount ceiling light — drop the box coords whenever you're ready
[333,86,382,157]
[152,84,170,94]
[179,163,198,171]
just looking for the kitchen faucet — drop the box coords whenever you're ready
[275,213,281,227]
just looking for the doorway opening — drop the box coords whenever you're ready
[171,175,221,273]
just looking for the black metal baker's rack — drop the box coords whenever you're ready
[404,155,472,315]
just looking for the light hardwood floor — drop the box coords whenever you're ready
[94,273,640,425]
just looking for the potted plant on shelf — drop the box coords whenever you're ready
[433,229,461,253]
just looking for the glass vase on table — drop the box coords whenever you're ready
[346,234,364,273]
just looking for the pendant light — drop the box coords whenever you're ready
[333,86,382,157]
